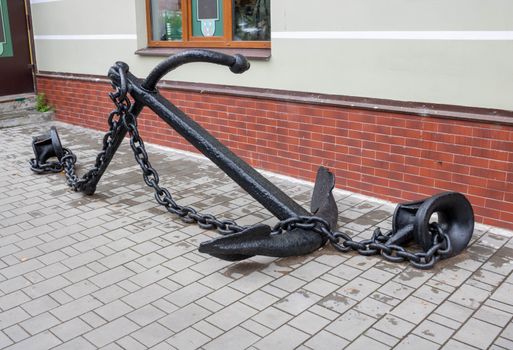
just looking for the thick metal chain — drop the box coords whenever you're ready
[122,112,246,235]
[29,158,63,173]
[270,215,452,269]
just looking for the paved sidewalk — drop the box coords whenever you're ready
[1,121,513,350]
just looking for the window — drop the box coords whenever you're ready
[146,0,270,48]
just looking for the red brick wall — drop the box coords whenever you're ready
[37,77,513,230]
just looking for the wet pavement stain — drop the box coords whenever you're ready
[274,255,310,268]
[397,268,428,282]
[319,293,354,312]
[222,261,267,278]
[372,293,395,304]
[353,210,392,226]
[422,329,435,337]
[487,247,513,268]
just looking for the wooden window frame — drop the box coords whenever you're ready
[146,0,270,49]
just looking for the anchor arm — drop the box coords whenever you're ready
[142,50,250,91]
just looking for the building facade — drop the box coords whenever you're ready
[24,0,513,229]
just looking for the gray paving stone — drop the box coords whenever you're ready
[0,276,31,294]
[271,275,306,292]
[395,334,439,350]
[275,289,322,316]
[240,319,270,337]
[494,337,513,349]
[204,326,260,350]
[453,318,503,349]
[474,305,512,327]
[337,277,381,301]
[206,301,257,331]
[0,290,30,311]
[364,328,398,347]
[80,311,107,328]
[391,296,437,324]
[63,280,99,299]
[413,319,455,344]
[448,283,491,309]
[304,330,349,350]
[116,336,146,350]
[51,295,103,322]
[252,306,293,330]
[127,304,166,327]
[317,292,358,314]
[84,317,139,348]
[165,282,212,307]
[89,266,135,288]
[94,300,133,322]
[62,250,104,270]
[289,310,330,335]
[207,286,245,306]
[491,282,513,306]
[3,325,28,342]
[374,314,416,339]
[435,301,473,323]
[19,312,60,335]
[130,265,173,287]
[1,260,44,279]
[3,331,61,350]
[51,317,93,342]
[166,327,209,350]
[92,285,129,304]
[228,271,274,294]
[326,310,376,341]
[254,324,310,350]
[0,307,31,330]
[344,335,390,350]
[158,303,210,333]
[122,284,170,309]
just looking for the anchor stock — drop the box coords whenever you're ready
[29,49,474,269]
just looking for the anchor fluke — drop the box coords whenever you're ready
[199,167,339,261]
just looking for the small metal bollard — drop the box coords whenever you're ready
[30,49,474,269]
[29,126,64,173]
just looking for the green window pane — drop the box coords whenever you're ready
[233,0,270,41]
[150,0,183,41]
[0,0,14,57]
[191,0,224,37]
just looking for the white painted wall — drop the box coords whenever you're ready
[31,0,513,110]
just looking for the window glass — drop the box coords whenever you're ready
[233,0,270,41]
[150,0,183,41]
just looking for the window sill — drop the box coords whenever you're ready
[135,47,271,61]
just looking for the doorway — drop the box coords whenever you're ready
[0,0,34,97]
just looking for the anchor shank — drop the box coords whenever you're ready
[125,72,309,220]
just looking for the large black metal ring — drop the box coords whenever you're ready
[413,192,474,257]
[49,126,64,160]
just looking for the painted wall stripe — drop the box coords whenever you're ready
[271,31,513,41]
[30,0,63,4]
[34,34,137,40]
